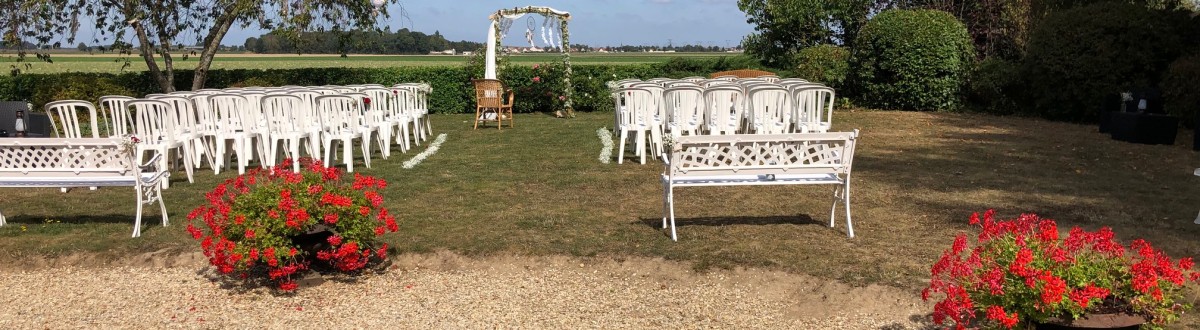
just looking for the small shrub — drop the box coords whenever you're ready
[186,158,398,291]
[1022,1,1190,122]
[966,58,1023,115]
[848,9,975,111]
[1161,54,1200,127]
[32,74,135,108]
[793,45,849,89]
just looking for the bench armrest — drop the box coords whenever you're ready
[135,153,170,186]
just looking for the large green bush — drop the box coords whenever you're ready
[0,57,751,115]
[1022,1,1190,122]
[1162,53,1200,127]
[965,58,1023,116]
[793,45,849,89]
[848,9,974,111]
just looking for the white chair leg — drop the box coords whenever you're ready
[323,138,334,169]
[637,130,646,165]
[361,134,373,169]
[617,129,628,164]
[215,139,227,175]
[290,139,301,173]
[159,149,170,189]
[0,209,6,226]
[342,138,354,173]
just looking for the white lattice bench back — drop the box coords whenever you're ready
[661,130,859,241]
[0,138,169,237]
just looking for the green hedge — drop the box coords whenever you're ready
[0,56,771,114]
[848,9,975,111]
[1022,1,1191,122]
[1162,53,1200,127]
[793,45,849,90]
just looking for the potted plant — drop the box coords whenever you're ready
[186,158,398,291]
[923,210,1199,329]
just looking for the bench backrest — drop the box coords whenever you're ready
[0,138,135,177]
[667,131,859,178]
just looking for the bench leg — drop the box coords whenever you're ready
[0,209,5,226]
[667,184,678,241]
[662,180,671,230]
[829,182,854,238]
[825,183,854,237]
[133,189,143,238]
[843,181,854,238]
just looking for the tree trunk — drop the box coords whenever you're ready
[132,20,174,93]
[191,14,235,91]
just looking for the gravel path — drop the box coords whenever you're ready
[0,252,934,329]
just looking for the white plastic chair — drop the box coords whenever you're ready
[128,99,194,188]
[616,87,658,165]
[261,95,310,172]
[98,95,135,137]
[152,95,211,170]
[290,90,326,158]
[393,83,431,143]
[746,86,793,134]
[207,94,260,175]
[44,100,100,138]
[703,85,746,135]
[792,86,836,133]
[663,86,705,137]
[386,88,416,152]
[316,95,370,172]
[361,88,400,158]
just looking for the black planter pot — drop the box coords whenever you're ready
[1110,112,1178,145]
[1035,313,1145,330]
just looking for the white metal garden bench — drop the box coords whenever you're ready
[0,138,169,237]
[661,131,860,241]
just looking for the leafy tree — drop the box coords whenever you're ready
[737,0,895,67]
[5,0,402,92]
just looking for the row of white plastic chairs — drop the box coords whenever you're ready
[42,84,434,188]
[607,77,836,164]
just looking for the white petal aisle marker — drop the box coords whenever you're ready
[597,127,613,164]
[402,133,449,169]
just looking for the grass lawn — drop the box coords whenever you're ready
[0,53,728,73]
[1,110,1198,295]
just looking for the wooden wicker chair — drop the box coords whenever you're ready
[708,69,777,79]
[472,79,514,129]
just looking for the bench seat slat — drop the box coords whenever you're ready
[0,173,162,187]
[664,173,840,187]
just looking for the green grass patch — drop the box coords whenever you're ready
[1,110,1197,297]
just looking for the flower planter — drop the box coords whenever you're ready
[1035,312,1146,330]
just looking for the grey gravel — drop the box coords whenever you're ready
[0,252,934,329]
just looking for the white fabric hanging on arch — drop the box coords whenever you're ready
[485,6,570,79]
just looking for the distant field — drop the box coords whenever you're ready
[0,52,732,74]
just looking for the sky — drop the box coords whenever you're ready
[219,0,756,48]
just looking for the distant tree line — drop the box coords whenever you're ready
[244,29,484,54]
[583,44,733,52]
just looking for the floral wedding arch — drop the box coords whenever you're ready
[485,6,574,117]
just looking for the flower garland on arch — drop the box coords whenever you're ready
[491,6,574,118]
